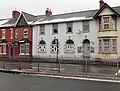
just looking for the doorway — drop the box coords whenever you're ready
[83,39,90,59]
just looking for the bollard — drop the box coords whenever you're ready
[3,61,5,69]
[38,62,40,72]
[19,60,21,70]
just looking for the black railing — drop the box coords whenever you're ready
[0,56,120,78]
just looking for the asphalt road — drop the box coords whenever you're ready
[0,72,119,91]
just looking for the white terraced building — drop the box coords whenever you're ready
[32,9,97,59]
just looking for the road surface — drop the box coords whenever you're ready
[0,72,120,91]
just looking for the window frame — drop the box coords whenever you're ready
[15,29,18,39]
[20,44,25,54]
[1,29,6,39]
[64,39,75,53]
[50,39,60,53]
[40,25,45,35]
[0,46,2,54]
[10,28,13,39]
[82,20,90,33]
[23,29,28,38]
[25,43,29,54]
[99,38,117,53]
[52,23,58,34]
[38,40,46,53]
[100,16,116,31]
[66,22,73,33]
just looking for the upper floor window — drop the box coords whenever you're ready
[23,29,28,38]
[67,22,73,33]
[40,25,45,35]
[1,29,5,39]
[100,16,116,31]
[103,17,110,30]
[15,29,18,39]
[82,21,90,33]
[52,23,58,34]
[10,28,13,39]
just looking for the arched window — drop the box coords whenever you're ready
[51,39,59,53]
[38,40,46,53]
[65,39,75,53]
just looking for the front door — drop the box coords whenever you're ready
[83,39,90,59]
[10,46,13,58]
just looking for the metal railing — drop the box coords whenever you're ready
[0,56,120,78]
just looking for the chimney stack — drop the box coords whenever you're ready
[99,0,104,8]
[12,11,20,20]
[45,8,52,16]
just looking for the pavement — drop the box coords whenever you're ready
[0,68,120,82]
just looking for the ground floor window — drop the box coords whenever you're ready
[0,46,2,54]
[64,39,75,53]
[20,44,30,54]
[3,45,6,54]
[0,44,6,54]
[38,40,46,53]
[99,38,117,53]
[50,39,59,53]
[20,44,25,54]
[26,44,29,54]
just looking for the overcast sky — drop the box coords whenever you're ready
[0,0,119,18]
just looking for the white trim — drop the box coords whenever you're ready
[14,12,29,27]
[32,17,93,25]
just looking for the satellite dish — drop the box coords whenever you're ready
[76,30,81,34]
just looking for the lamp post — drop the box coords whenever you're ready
[55,39,60,73]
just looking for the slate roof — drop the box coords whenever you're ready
[33,10,98,25]
[33,6,120,25]
[113,6,120,15]
[1,19,17,27]
[0,11,36,27]
[0,5,120,27]
[22,12,36,23]
[94,4,120,19]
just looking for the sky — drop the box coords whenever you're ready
[0,0,120,18]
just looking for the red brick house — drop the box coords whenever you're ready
[0,11,36,58]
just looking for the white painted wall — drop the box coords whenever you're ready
[32,20,96,59]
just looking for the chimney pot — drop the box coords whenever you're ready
[45,8,52,16]
[12,11,20,20]
[99,0,104,8]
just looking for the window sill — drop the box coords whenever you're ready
[82,31,90,33]
[64,51,75,54]
[39,34,45,35]
[0,53,6,54]
[66,32,73,34]
[99,30,117,32]
[52,33,58,35]
[38,51,47,53]
[50,51,60,54]
[19,53,30,55]
[99,52,118,54]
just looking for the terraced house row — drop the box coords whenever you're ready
[0,0,120,60]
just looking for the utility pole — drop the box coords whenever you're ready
[56,39,60,73]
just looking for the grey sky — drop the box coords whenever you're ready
[0,0,119,18]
